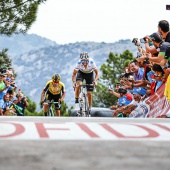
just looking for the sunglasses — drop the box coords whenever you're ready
[81,60,89,63]
[53,80,59,84]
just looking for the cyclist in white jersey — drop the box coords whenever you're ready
[72,52,99,111]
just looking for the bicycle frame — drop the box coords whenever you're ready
[77,83,93,117]
[45,101,59,117]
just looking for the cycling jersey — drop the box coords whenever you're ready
[165,32,170,43]
[75,58,97,73]
[158,42,170,66]
[43,80,65,95]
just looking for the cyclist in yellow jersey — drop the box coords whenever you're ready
[40,73,66,116]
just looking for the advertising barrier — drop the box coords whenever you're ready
[145,83,170,118]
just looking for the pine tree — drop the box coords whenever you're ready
[0,48,12,67]
[93,50,135,108]
[0,0,46,35]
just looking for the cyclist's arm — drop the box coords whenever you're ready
[60,85,66,102]
[40,83,49,102]
[72,69,78,82]
[40,90,46,102]
[93,68,99,82]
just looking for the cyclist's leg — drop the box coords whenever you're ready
[84,72,94,111]
[43,93,51,116]
[75,71,83,109]
[87,92,92,109]
[54,94,61,116]
[75,71,83,99]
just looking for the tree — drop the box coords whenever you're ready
[25,96,38,116]
[93,50,135,108]
[0,0,46,35]
[0,48,12,67]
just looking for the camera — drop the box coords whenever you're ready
[140,38,146,43]
[132,38,138,45]
[108,85,113,91]
[136,52,142,58]
[108,88,112,91]
[22,96,27,101]
[115,83,122,87]
[0,68,7,73]
[143,58,150,64]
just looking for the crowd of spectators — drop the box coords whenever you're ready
[0,66,29,116]
[109,20,170,118]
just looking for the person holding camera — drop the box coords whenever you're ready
[14,92,29,116]
[137,33,170,77]
[112,88,133,117]
[158,20,170,42]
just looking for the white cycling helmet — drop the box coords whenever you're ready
[80,52,89,60]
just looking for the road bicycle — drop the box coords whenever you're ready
[43,100,60,116]
[76,80,94,117]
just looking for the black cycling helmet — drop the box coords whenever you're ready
[52,73,61,82]
[118,88,127,94]
[80,52,89,60]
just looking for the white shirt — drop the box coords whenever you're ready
[75,58,97,73]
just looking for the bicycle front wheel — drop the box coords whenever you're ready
[83,95,90,117]
[48,107,54,116]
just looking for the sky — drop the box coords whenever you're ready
[28,0,170,44]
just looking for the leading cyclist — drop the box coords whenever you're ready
[72,52,99,112]
[40,73,66,116]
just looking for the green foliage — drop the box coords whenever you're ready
[93,50,135,107]
[36,100,69,117]
[0,48,12,67]
[0,48,38,116]
[100,50,134,84]
[24,96,38,116]
[93,83,117,108]
[0,0,46,35]
[60,100,69,116]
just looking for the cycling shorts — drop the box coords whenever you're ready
[76,70,94,92]
[45,92,61,110]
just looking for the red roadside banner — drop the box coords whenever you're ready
[145,83,170,118]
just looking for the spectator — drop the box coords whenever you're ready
[9,76,17,92]
[2,93,13,116]
[140,33,169,66]
[114,88,144,117]
[129,88,150,118]
[0,73,9,114]
[158,20,170,42]
[113,88,133,117]
[14,93,29,116]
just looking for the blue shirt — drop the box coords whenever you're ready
[0,86,13,100]
[118,95,132,106]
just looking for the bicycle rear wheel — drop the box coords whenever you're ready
[83,95,90,117]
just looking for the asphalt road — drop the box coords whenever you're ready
[0,117,170,170]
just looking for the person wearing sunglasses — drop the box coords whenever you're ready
[72,52,99,113]
[40,73,66,116]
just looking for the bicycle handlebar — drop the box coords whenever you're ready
[79,84,94,86]
[44,101,59,104]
